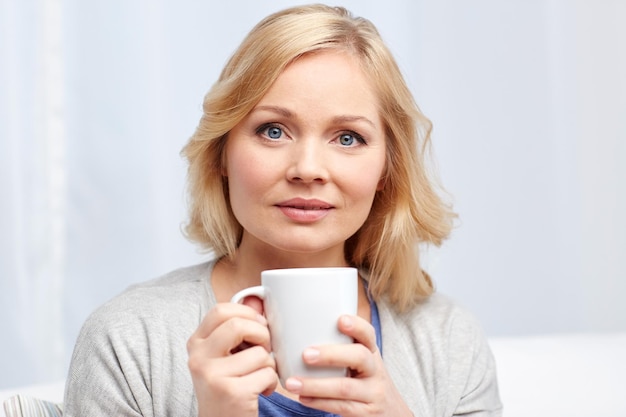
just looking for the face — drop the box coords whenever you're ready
[224,50,386,263]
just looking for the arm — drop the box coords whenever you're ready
[63,286,201,417]
[63,307,149,417]
[448,314,502,417]
[371,295,502,417]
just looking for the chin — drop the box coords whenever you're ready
[270,238,345,258]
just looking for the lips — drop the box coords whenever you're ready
[277,198,333,210]
[275,198,334,222]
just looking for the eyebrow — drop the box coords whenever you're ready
[331,115,377,129]
[253,105,293,118]
[252,105,377,129]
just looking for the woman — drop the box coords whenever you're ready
[64,4,502,417]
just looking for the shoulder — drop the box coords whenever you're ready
[381,292,491,370]
[126,260,214,295]
[107,261,212,312]
[381,292,483,340]
[65,262,215,416]
[379,293,502,415]
[78,261,216,344]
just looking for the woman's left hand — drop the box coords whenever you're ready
[283,314,413,417]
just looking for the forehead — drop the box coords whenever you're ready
[255,50,381,123]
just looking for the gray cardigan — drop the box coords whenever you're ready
[64,261,502,416]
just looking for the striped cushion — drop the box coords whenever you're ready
[3,395,63,417]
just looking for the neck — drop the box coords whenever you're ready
[211,236,351,301]
[235,235,348,272]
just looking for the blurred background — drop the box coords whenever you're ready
[1,0,624,389]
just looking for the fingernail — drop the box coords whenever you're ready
[256,314,267,324]
[340,315,353,329]
[285,377,302,392]
[302,348,320,362]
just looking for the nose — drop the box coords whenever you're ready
[286,139,329,184]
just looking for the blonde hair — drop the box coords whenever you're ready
[182,4,456,311]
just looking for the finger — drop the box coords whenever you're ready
[198,360,278,404]
[191,302,267,340]
[302,343,377,378]
[242,295,264,315]
[221,343,277,386]
[299,396,366,417]
[285,375,369,403]
[243,365,279,397]
[188,312,271,358]
[216,345,276,377]
[211,316,272,355]
[188,344,276,391]
[337,315,378,353]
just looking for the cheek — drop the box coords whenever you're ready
[226,150,274,206]
[341,159,386,206]
[228,167,254,202]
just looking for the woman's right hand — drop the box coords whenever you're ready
[187,302,277,417]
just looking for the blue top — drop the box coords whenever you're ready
[258,295,382,416]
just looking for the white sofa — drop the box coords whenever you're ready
[2,333,625,416]
[489,332,626,417]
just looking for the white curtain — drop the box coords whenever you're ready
[1,0,624,388]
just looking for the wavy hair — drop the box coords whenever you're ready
[182,4,456,311]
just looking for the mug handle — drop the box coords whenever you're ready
[229,286,270,354]
[230,285,266,304]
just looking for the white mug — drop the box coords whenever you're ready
[230,267,358,385]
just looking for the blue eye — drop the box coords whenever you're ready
[266,126,283,139]
[339,133,355,146]
[338,132,367,146]
[256,124,284,139]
